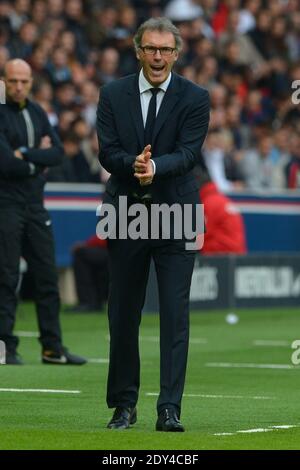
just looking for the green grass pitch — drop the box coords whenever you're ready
[0,303,300,450]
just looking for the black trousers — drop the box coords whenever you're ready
[0,203,62,354]
[106,234,195,415]
[73,245,109,307]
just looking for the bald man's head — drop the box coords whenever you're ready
[3,59,33,105]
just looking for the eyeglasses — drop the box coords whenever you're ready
[139,46,177,56]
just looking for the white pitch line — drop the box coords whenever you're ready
[237,428,272,434]
[145,392,274,400]
[206,362,298,370]
[15,331,39,338]
[214,424,298,437]
[190,338,208,345]
[0,388,81,394]
[88,358,109,364]
[271,425,298,429]
[253,340,290,347]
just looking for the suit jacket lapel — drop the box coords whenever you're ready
[152,73,182,145]
[127,75,144,150]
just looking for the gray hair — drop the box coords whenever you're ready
[133,17,183,52]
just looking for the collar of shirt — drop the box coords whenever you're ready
[139,69,172,94]
[138,70,172,126]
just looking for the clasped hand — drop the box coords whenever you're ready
[133,144,154,186]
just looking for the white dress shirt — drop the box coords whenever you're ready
[138,70,172,175]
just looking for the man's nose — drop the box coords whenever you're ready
[153,49,162,58]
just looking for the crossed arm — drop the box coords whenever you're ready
[0,110,63,178]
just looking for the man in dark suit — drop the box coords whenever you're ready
[97,17,210,431]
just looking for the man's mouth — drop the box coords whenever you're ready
[150,65,165,72]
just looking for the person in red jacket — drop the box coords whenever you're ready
[68,235,108,312]
[199,170,247,254]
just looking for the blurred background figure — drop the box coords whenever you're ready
[196,164,247,254]
[67,235,109,313]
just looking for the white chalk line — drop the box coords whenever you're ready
[253,340,291,347]
[88,358,109,364]
[214,424,299,437]
[15,331,39,338]
[206,362,300,370]
[145,392,274,400]
[0,388,81,394]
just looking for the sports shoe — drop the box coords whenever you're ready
[42,347,87,365]
[5,352,24,365]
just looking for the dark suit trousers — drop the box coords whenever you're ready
[106,229,195,414]
[0,204,62,353]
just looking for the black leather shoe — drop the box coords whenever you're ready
[156,408,185,432]
[107,407,137,429]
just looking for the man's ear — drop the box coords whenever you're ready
[135,49,141,61]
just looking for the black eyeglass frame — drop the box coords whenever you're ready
[139,46,177,56]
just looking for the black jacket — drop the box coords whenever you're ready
[0,99,63,205]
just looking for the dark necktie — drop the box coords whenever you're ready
[144,87,160,146]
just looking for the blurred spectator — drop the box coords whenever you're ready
[53,81,78,113]
[96,47,120,84]
[9,0,30,32]
[47,131,94,183]
[286,133,300,189]
[203,129,244,191]
[198,167,247,254]
[0,45,10,74]
[218,9,265,71]
[238,0,260,34]
[67,235,109,312]
[33,79,59,128]
[81,129,110,183]
[46,47,72,85]
[164,0,203,22]
[47,0,64,19]
[80,80,99,127]
[9,21,38,58]
[247,9,272,60]
[238,134,286,189]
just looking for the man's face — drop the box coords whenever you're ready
[4,64,33,104]
[136,30,178,86]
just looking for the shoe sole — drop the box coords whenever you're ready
[156,423,185,432]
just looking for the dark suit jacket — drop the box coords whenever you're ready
[97,72,210,228]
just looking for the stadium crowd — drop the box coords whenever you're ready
[1,0,300,190]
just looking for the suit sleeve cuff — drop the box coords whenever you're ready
[150,159,156,175]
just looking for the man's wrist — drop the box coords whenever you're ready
[19,147,29,160]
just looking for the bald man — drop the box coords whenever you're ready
[0,59,86,365]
